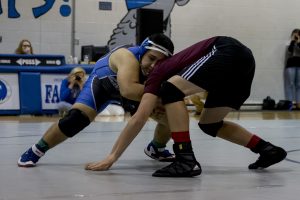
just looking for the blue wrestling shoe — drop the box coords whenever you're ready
[144,142,175,162]
[18,145,44,167]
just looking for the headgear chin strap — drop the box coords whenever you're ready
[139,37,173,58]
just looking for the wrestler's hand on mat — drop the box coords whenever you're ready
[85,155,116,171]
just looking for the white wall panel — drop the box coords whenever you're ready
[0,0,299,102]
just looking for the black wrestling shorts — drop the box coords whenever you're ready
[179,36,255,110]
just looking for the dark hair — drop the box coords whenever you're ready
[291,29,300,37]
[148,33,174,55]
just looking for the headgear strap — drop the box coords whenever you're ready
[145,40,173,57]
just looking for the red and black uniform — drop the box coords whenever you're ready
[145,36,255,110]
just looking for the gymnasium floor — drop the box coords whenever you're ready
[0,111,299,200]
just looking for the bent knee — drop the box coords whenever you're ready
[58,108,91,137]
[198,121,223,137]
[160,81,185,105]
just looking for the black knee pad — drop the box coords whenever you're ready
[160,81,185,105]
[198,121,223,137]
[58,109,91,137]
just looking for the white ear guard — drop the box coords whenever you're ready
[139,38,173,58]
[145,40,173,57]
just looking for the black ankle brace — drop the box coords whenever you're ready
[173,142,193,154]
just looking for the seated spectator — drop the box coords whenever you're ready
[15,39,33,54]
[57,67,86,117]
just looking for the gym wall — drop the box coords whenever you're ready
[0,0,299,103]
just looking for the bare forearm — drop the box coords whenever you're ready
[85,116,148,171]
[85,93,157,171]
[110,116,147,160]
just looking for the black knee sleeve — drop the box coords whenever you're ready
[58,109,91,137]
[198,121,223,137]
[160,81,185,105]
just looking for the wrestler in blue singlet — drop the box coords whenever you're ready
[17,34,176,168]
[76,46,145,113]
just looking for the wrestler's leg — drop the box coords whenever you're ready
[17,103,97,167]
[144,106,175,162]
[18,75,101,167]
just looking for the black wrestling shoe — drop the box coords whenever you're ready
[248,143,287,170]
[152,153,202,177]
[152,143,201,177]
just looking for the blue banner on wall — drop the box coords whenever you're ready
[0,0,71,18]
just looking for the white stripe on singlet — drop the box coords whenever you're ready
[91,76,97,110]
[181,46,217,80]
